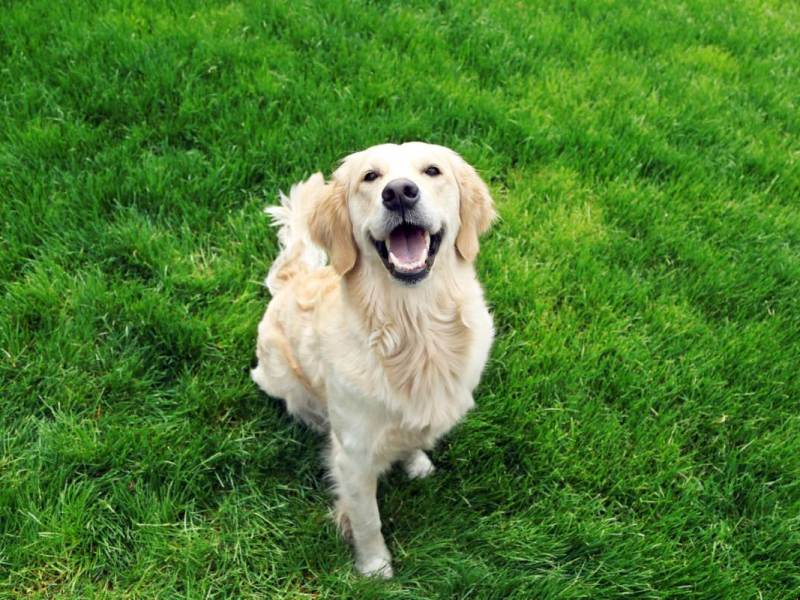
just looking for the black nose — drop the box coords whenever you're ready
[381,178,419,212]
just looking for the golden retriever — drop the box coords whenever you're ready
[251,142,496,577]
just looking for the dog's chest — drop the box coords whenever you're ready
[326,278,492,436]
[363,307,478,434]
[372,305,471,398]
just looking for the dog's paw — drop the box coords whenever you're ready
[403,450,435,479]
[356,555,393,579]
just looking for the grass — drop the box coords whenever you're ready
[1,0,799,597]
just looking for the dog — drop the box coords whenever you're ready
[251,142,496,577]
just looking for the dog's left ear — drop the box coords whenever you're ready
[451,152,497,262]
[308,180,358,275]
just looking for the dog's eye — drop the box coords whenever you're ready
[363,170,380,182]
[424,165,441,177]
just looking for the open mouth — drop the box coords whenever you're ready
[371,224,443,284]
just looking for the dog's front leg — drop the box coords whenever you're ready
[330,433,393,578]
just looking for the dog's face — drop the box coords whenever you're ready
[310,142,496,284]
[342,142,459,284]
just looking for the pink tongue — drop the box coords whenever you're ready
[389,226,426,263]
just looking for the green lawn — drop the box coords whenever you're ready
[2,0,799,597]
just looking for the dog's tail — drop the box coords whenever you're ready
[264,173,328,295]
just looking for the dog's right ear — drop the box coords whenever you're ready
[449,152,497,263]
[308,179,358,276]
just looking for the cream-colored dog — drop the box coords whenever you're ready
[251,142,496,577]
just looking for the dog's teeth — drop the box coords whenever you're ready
[388,251,427,273]
[383,227,433,276]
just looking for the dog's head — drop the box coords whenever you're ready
[309,142,496,284]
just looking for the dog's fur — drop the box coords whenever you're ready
[251,142,496,577]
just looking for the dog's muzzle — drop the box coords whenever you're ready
[371,218,443,284]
